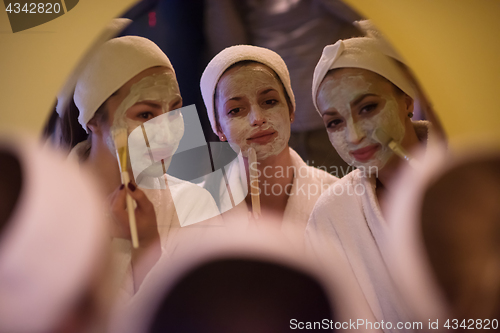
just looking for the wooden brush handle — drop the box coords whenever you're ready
[248,148,261,219]
[122,171,139,248]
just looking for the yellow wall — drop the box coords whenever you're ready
[344,0,500,143]
[0,0,136,133]
[1,0,500,144]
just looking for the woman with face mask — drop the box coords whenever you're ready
[58,35,221,301]
[200,45,337,249]
[306,37,434,331]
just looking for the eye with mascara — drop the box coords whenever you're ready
[359,103,378,115]
[326,118,344,130]
[138,112,154,120]
[264,99,278,106]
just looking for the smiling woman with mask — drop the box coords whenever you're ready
[306,37,433,332]
[200,45,337,250]
[58,36,220,301]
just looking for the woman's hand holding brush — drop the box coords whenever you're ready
[109,182,161,291]
[108,182,160,248]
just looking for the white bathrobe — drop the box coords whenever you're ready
[208,147,337,250]
[306,171,409,331]
[306,122,431,332]
[112,174,223,301]
[69,141,223,301]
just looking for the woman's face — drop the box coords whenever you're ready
[215,63,292,160]
[106,67,182,130]
[316,68,411,171]
[105,67,184,181]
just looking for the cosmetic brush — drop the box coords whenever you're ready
[112,128,139,248]
[247,147,261,219]
[372,127,420,169]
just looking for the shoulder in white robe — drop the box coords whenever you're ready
[69,138,225,303]
[112,174,223,301]
[205,147,337,250]
[306,121,432,332]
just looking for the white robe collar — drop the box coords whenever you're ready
[220,147,337,249]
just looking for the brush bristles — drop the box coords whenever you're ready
[112,128,128,172]
[116,147,128,172]
[112,128,128,149]
[372,127,392,146]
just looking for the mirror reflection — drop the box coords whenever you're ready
[3,1,497,332]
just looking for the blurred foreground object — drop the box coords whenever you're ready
[0,133,108,332]
[111,228,377,333]
[386,142,500,325]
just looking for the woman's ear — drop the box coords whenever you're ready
[216,129,226,142]
[215,118,227,141]
[404,95,414,114]
[86,117,100,135]
[288,101,295,122]
[86,102,110,135]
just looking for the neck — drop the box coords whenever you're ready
[85,136,123,195]
[243,146,294,221]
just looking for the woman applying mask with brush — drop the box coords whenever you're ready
[200,45,337,249]
[306,37,433,331]
[58,36,220,301]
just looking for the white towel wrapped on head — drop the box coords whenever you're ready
[55,18,132,119]
[312,37,415,115]
[73,36,175,132]
[353,19,405,63]
[200,45,296,135]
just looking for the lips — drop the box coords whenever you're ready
[247,129,277,144]
[350,144,381,162]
